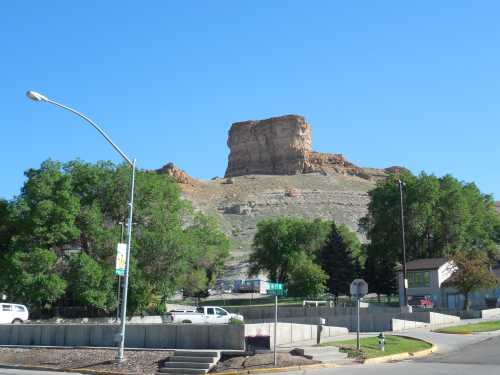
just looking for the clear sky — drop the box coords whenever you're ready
[1,1,499,200]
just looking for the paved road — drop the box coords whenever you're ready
[275,333,500,375]
[0,334,499,375]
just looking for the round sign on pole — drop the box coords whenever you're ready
[350,279,368,299]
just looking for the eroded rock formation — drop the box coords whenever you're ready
[225,114,394,181]
[225,115,311,177]
[157,163,193,184]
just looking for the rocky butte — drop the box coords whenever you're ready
[159,114,400,279]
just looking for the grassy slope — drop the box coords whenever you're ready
[434,320,500,334]
[321,335,432,359]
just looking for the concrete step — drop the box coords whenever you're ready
[303,346,348,363]
[157,368,208,374]
[172,350,219,357]
[169,356,215,363]
[162,362,211,370]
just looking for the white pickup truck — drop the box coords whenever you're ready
[166,306,243,324]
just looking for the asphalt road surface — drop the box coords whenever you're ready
[0,335,499,375]
[280,334,500,375]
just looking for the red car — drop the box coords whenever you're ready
[408,296,434,308]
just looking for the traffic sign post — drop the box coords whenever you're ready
[350,279,368,351]
[266,283,284,366]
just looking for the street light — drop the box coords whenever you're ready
[26,90,136,362]
[397,179,409,309]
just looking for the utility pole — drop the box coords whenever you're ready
[398,179,408,308]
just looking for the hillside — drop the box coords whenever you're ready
[180,173,378,278]
[159,115,395,279]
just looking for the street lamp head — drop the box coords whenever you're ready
[26,90,48,102]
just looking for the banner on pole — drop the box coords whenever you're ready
[115,243,127,276]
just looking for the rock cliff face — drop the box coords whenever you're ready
[225,114,397,181]
[496,201,500,214]
[225,115,311,177]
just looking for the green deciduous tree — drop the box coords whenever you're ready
[287,252,328,298]
[0,159,231,315]
[444,251,499,311]
[248,217,330,283]
[361,171,500,297]
[66,252,116,311]
[4,249,66,310]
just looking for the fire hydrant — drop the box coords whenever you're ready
[378,332,385,352]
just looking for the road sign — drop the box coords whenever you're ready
[267,283,286,296]
[115,243,127,276]
[268,283,283,290]
[350,278,368,351]
[350,279,368,299]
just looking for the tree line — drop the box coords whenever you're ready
[362,171,499,298]
[0,159,230,316]
[249,170,500,302]
[248,217,364,299]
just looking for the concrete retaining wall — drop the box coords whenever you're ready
[228,305,401,321]
[244,323,348,345]
[391,319,430,331]
[481,308,500,319]
[0,324,245,350]
[247,310,461,332]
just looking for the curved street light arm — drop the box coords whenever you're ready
[44,99,133,167]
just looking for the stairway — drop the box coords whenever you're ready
[157,350,221,375]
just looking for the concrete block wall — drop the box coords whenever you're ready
[481,308,500,319]
[247,309,462,332]
[228,305,401,321]
[0,324,245,350]
[391,319,430,331]
[244,323,348,345]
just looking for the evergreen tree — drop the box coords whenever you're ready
[319,222,357,297]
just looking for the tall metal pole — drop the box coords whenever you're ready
[356,298,360,350]
[274,294,278,366]
[116,222,125,321]
[117,159,136,361]
[398,180,408,307]
[26,91,136,362]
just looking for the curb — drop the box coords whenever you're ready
[211,363,337,375]
[361,344,437,364]
[0,363,144,375]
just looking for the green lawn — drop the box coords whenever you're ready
[434,320,500,334]
[321,335,432,360]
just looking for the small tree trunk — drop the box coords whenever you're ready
[463,292,470,311]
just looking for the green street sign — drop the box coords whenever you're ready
[268,283,283,291]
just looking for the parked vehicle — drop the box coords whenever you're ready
[165,306,243,324]
[0,303,29,324]
[408,295,434,309]
[236,279,269,294]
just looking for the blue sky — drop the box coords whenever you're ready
[1,1,499,199]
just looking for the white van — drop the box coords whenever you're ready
[0,303,29,324]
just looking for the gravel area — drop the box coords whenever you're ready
[211,352,320,372]
[0,347,171,374]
